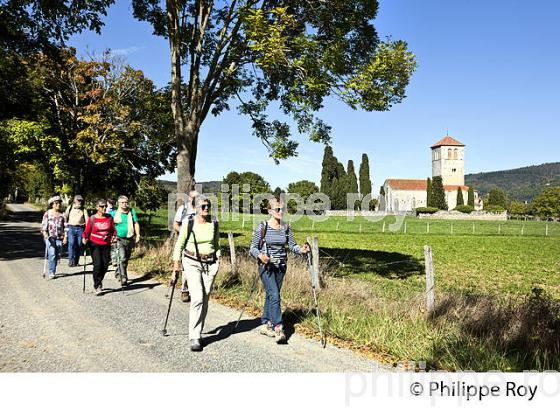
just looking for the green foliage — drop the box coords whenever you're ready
[223,171,272,212]
[359,153,372,197]
[509,201,530,216]
[426,178,433,207]
[468,186,475,207]
[431,176,448,210]
[287,180,319,213]
[380,186,385,197]
[455,205,474,214]
[287,180,319,200]
[135,177,168,223]
[415,207,439,215]
[347,160,359,194]
[2,48,175,197]
[484,205,506,213]
[532,187,560,219]
[133,0,415,191]
[456,187,465,206]
[273,187,284,197]
[465,162,560,202]
[488,188,507,208]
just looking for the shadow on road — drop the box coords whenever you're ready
[0,222,45,260]
[203,318,261,347]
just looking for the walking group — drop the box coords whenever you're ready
[41,192,310,352]
[41,195,140,295]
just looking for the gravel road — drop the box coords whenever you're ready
[0,214,384,372]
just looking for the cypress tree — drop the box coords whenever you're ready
[380,186,385,197]
[426,178,433,207]
[432,176,448,210]
[456,187,464,207]
[347,160,358,194]
[320,146,337,196]
[359,153,372,198]
[468,186,475,207]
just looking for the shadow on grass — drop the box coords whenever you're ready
[320,247,424,280]
[429,288,560,371]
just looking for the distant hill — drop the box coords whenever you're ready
[465,162,560,202]
[158,180,223,194]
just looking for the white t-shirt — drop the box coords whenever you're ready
[174,203,195,224]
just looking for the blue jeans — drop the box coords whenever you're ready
[259,262,287,327]
[45,238,62,275]
[67,225,84,264]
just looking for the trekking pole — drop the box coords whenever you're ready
[82,246,87,293]
[161,275,177,336]
[115,241,125,295]
[306,243,326,348]
[42,238,49,279]
[233,266,261,331]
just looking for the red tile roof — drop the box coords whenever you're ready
[386,179,427,191]
[386,179,469,192]
[431,136,465,148]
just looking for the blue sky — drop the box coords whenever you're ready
[69,0,560,193]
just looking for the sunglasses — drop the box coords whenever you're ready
[98,204,107,208]
[200,204,210,210]
[272,207,284,213]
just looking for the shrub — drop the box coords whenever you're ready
[415,207,439,215]
[484,205,506,213]
[455,205,474,213]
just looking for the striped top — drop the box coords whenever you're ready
[249,221,301,263]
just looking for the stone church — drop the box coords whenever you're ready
[380,136,482,212]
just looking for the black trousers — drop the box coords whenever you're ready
[90,243,111,289]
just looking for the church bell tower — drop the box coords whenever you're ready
[431,135,465,186]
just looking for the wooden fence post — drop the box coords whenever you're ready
[424,245,435,316]
[382,221,386,233]
[472,222,475,234]
[313,236,320,289]
[241,218,245,230]
[307,236,320,289]
[546,224,549,237]
[336,221,340,231]
[404,221,407,234]
[227,232,238,279]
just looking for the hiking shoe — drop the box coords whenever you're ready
[258,322,276,337]
[48,272,55,279]
[190,339,203,352]
[180,291,191,303]
[274,324,287,344]
[95,287,103,296]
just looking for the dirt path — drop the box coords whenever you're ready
[0,217,383,372]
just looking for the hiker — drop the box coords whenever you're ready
[110,195,140,286]
[82,199,116,295]
[173,189,199,303]
[64,194,89,267]
[106,198,115,214]
[249,197,310,344]
[41,195,68,279]
[171,196,220,352]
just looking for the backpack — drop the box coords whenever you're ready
[183,216,219,260]
[257,221,291,251]
[85,214,113,241]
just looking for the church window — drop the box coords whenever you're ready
[454,148,458,159]
[448,148,452,159]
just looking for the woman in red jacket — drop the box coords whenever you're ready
[82,199,116,295]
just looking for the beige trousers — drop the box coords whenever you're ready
[182,256,219,340]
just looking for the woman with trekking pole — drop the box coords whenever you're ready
[82,199,116,295]
[249,197,310,344]
[171,196,220,352]
[41,195,68,279]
